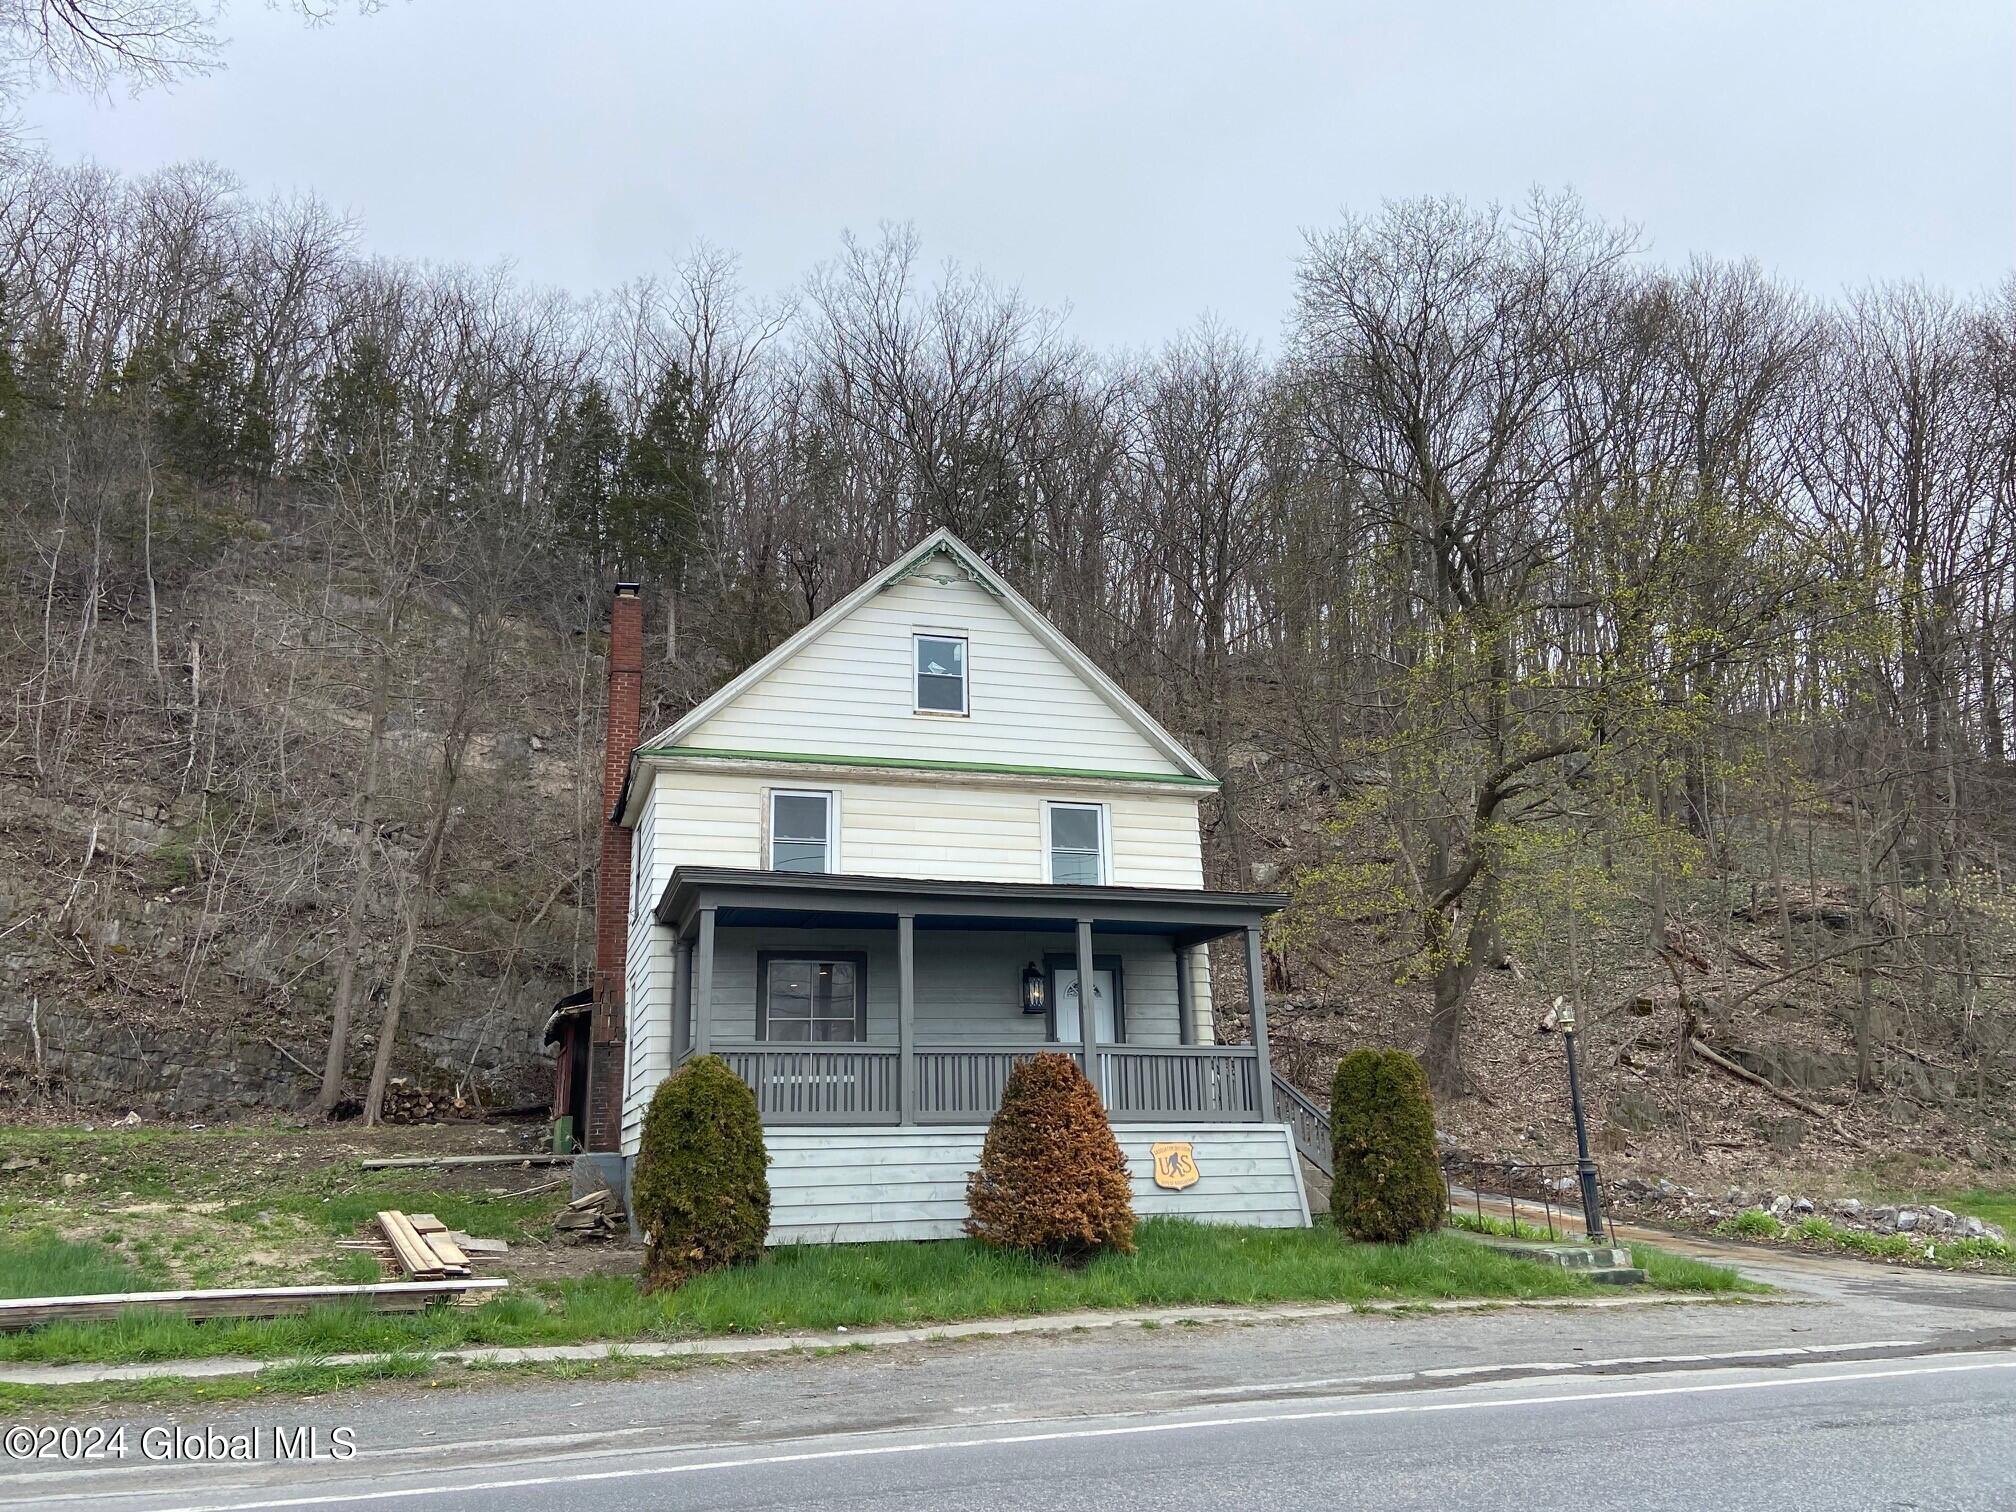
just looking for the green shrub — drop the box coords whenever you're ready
[631,1056,770,1292]
[966,1052,1135,1263]
[1715,1208,1786,1241]
[1329,1049,1444,1244]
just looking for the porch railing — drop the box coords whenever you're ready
[1099,1046,1263,1123]
[1271,1074,1333,1176]
[714,1045,901,1125]
[913,1045,1079,1123]
[708,1043,1267,1126]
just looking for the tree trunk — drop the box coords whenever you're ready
[361,881,423,1127]
[1423,876,1498,1095]
[361,615,487,1126]
[317,627,394,1114]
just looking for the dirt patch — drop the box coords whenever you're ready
[2,1119,630,1292]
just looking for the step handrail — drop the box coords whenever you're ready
[1271,1072,1331,1178]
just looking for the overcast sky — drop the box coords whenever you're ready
[19,1,2015,350]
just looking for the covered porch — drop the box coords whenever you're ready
[651,868,1289,1128]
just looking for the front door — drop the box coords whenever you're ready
[1053,965,1120,1044]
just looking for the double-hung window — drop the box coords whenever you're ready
[769,790,835,873]
[1045,802,1107,884]
[759,954,867,1042]
[914,634,968,715]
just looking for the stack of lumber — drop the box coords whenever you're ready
[360,1153,573,1171]
[553,1187,624,1244]
[377,1210,474,1279]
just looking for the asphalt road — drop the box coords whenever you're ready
[16,1350,2016,1512]
[9,1242,2016,1511]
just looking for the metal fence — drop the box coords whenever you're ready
[1440,1152,1606,1242]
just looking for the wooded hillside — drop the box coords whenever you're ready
[2,160,2010,1168]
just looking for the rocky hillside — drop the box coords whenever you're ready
[1237,759,2016,1186]
[2,550,596,1120]
[6,553,2015,1203]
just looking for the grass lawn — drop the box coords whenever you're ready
[0,1218,1750,1369]
[0,1233,167,1300]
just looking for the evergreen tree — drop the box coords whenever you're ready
[158,297,253,488]
[0,292,25,471]
[307,334,403,476]
[610,363,706,584]
[546,380,625,573]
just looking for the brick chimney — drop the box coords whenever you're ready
[586,582,643,1153]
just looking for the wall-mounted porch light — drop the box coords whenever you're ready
[1021,962,1046,1015]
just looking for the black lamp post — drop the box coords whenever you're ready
[1551,996,1605,1241]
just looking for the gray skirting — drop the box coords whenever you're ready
[759,1123,1309,1245]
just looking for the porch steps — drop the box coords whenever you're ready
[1455,1231,1646,1285]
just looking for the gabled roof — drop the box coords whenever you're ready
[638,528,1215,783]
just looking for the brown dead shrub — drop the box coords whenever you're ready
[965,1051,1135,1262]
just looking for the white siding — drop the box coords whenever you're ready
[621,790,679,1153]
[763,1124,1309,1244]
[678,560,1185,777]
[619,771,1207,1154]
[644,770,1204,888]
[618,538,1222,1154]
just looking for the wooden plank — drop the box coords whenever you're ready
[359,1154,575,1171]
[0,1279,508,1331]
[422,1231,472,1274]
[406,1213,448,1234]
[377,1211,446,1280]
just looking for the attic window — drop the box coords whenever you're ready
[914,634,968,715]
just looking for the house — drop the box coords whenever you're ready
[578,529,1323,1242]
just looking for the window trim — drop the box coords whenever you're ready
[767,787,839,873]
[755,950,870,1043]
[1041,800,1110,885]
[912,631,970,718]
[1042,951,1126,1045]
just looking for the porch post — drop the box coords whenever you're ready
[1245,924,1275,1122]
[692,907,716,1058]
[897,911,917,1125]
[672,938,693,1061]
[1076,916,1100,1097]
[1174,943,1195,1047]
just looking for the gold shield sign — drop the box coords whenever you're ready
[1151,1141,1200,1191]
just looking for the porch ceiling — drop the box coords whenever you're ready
[654,866,1287,946]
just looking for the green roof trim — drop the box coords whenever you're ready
[637,745,1219,789]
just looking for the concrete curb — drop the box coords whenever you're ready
[0,1291,1739,1388]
